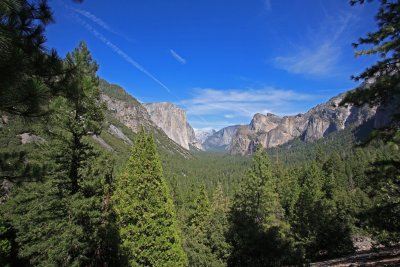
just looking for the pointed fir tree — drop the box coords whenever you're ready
[228,146,295,266]
[183,185,228,267]
[113,129,187,267]
[293,162,354,261]
[208,182,231,266]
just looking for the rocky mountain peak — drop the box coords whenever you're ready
[144,102,202,150]
[250,113,282,133]
[228,92,379,154]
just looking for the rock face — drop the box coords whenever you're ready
[101,93,155,133]
[98,79,193,158]
[186,123,203,150]
[108,124,132,145]
[17,133,45,144]
[144,103,202,150]
[250,113,281,133]
[228,93,378,155]
[92,135,113,151]
[203,125,241,151]
[99,79,200,153]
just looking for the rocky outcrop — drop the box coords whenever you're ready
[108,124,132,145]
[186,123,203,150]
[250,113,281,133]
[17,133,45,144]
[101,93,155,133]
[144,103,202,150]
[229,93,378,155]
[203,125,240,151]
[99,80,197,155]
[92,135,113,151]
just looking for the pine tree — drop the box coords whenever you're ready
[228,146,294,266]
[208,183,231,266]
[293,162,354,261]
[342,0,400,245]
[187,185,211,232]
[0,0,65,117]
[342,0,400,140]
[276,168,300,221]
[113,129,187,267]
[2,42,118,266]
[364,138,400,243]
[343,0,400,106]
[183,184,229,267]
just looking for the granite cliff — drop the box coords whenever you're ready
[229,93,378,155]
[98,79,192,157]
[201,93,385,155]
[144,103,202,150]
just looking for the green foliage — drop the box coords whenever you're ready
[361,137,400,243]
[183,184,230,267]
[163,151,250,203]
[113,129,187,267]
[1,2,399,263]
[293,162,354,260]
[99,79,141,105]
[342,0,400,139]
[42,41,105,193]
[340,0,400,246]
[228,146,297,266]
[349,0,400,83]
[0,218,11,266]
[208,183,231,265]
[2,43,119,266]
[344,0,400,112]
[0,0,65,117]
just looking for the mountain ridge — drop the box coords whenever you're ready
[200,92,393,155]
[99,79,394,156]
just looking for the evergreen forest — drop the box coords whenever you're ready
[1,0,399,266]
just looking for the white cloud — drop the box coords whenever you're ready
[180,87,315,118]
[170,49,187,64]
[274,12,354,76]
[275,43,341,75]
[191,120,243,131]
[224,114,235,119]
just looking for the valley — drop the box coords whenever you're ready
[1,0,399,266]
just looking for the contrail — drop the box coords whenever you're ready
[170,49,187,64]
[62,1,135,43]
[73,15,171,93]
[64,6,209,126]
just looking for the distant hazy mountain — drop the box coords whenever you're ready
[202,125,241,151]
[194,129,215,143]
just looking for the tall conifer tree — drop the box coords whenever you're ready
[228,146,293,266]
[113,129,187,267]
[3,42,117,266]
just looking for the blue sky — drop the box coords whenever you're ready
[46,0,379,130]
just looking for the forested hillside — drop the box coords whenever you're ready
[1,0,399,266]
